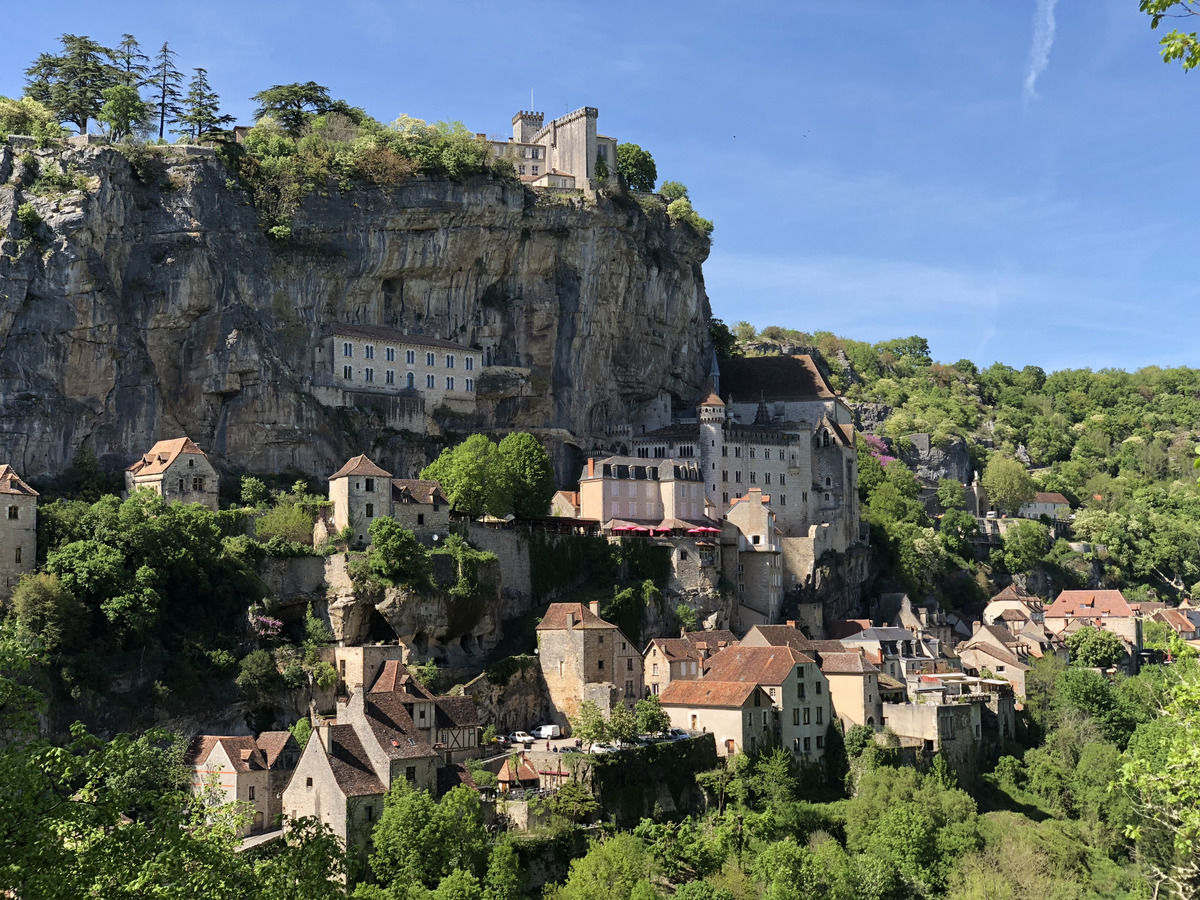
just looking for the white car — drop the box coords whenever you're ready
[532,724,561,739]
[508,731,535,746]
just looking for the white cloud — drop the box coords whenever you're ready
[1023,0,1059,104]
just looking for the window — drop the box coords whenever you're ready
[365,503,374,518]
[721,470,728,482]
[532,147,540,159]
[797,683,806,699]
[306,777,313,788]
[466,378,474,392]
[385,347,395,362]
[680,549,688,560]
[519,164,525,174]
[192,476,204,491]
[652,682,659,695]
[446,376,454,390]
[751,534,760,545]
[779,474,786,485]
[764,473,771,484]
[652,663,659,676]
[734,447,741,457]
[750,448,755,459]
[386,370,395,385]
[14,547,21,564]
[366,805,374,822]
[735,472,741,483]
[417,513,425,525]
[405,766,416,782]
[816,681,823,695]
[364,344,374,359]
[816,735,824,749]
[722,492,729,504]
[407,372,415,388]
[529,165,538,176]
[769,687,776,699]
[446,354,455,368]
[427,352,436,366]
[418,708,426,722]
[803,737,811,752]
[817,706,823,724]
[780,495,786,505]
[597,659,604,670]
[365,478,375,491]
[426,374,436,388]
[343,342,352,357]
[825,476,832,487]
[406,349,415,364]
[797,665,805,678]
[792,708,800,725]
[364,367,374,382]
[465,357,474,370]
[627,658,633,671]
[803,707,811,725]
[6,506,17,520]
[343,365,353,380]
[248,786,256,801]
[598,635,604,645]
[749,472,756,484]
[625,680,634,697]
[722,446,728,457]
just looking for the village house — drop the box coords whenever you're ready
[1045,590,1142,662]
[319,454,450,548]
[839,626,945,690]
[954,624,1033,698]
[282,685,438,853]
[700,644,831,760]
[124,437,219,510]
[0,465,37,600]
[983,584,1045,626]
[186,732,300,836]
[642,629,738,697]
[536,601,643,726]
[549,490,581,519]
[369,660,481,764]
[658,680,776,756]
[1152,607,1200,642]
[1018,492,1072,521]
[723,488,785,626]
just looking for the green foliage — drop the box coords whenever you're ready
[16,202,42,235]
[289,714,312,748]
[569,699,608,747]
[149,42,184,140]
[236,649,281,698]
[981,455,1036,516]
[666,197,714,238]
[546,832,654,900]
[616,142,657,192]
[1141,0,1200,71]
[432,533,497,598]
[412,658,439,688]
[634,695,671,736]
[370,781,489,891]
[98,84,150,140]
[936,477,967,510]
[708,316,741,360]
[255,501,315,544]
[547,780,601,824]
[366,517,432,587]
[175,67,233,140]
[25,34,119,134]
[251,82,335,135]
[1064,627,1127,669]
[240,476,270,507]
[659,180,689,202]
[938,508,978,561]
[10,572,86,655]
[997,519,1050,574]
[0,95,65,145]
[422,434,513,517]
[496,432,556,519]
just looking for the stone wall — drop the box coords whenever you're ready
[462,660,549,733]
[463,523,532,600]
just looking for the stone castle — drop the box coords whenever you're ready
[483,106,618,190]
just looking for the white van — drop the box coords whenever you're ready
[532,724,561,739]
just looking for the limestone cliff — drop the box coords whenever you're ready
[0,142,712,480]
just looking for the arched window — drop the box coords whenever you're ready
[825,476,832,487]
[406,371,415,388]
[821,429,830,447]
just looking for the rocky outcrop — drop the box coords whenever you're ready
[0,143,712,480]
[898,433,971,487]
[462,661,549,734]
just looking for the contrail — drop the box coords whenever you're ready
[1023,0,1059,104]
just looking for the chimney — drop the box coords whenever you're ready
[589,600,600,617]
[567,611,576,629]
[322,723,334,754]
[786,620,797,629]
[588,458,595,478]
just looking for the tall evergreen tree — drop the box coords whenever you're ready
[175,68,233,140]
[150,42,184,140]
[24,34,118,134]
[112,34,150,87]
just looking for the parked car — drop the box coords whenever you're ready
[508,731,535,746]
[666,728,690,741]
[532,724,561,739]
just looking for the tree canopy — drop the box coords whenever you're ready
[616,142,657,192]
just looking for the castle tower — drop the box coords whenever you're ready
[698,385,726,515]
[512,110,544,143]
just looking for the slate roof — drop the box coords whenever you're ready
[185,735,266,772]
[1047,590,1134,619]
[842,627,917,643]
[434,695,480,728]
[255,731,298,768]
[820,651,881,675]
[326,725,387,797]
[0,465,37,497]
[325,323,478,353]
[634,423,702,442]
[392,479,448,505]
[126,437,209,475]
[536,603,616,631]
[363,694,438,760]
[330,454,394,480]
[719,355,838,404]
[701,645,815,686]
[659,680,763,708]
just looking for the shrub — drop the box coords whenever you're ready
[666,197,714,237]
[236,649,281,697]
[16,202,42,235]
[0,96,65,146]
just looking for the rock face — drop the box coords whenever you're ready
[898,433,972,487]
[0,144,712,480]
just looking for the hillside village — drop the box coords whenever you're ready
[4,346,1192,885]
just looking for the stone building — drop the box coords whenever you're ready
[577,455,713,526]
[282,686,438,853]
[369,660,480,764]
[485,107,618,189]
[124,437,219,510]
[186,732,300,836]
[642,630,737,697]
[0,465,37,599]
[1045,590,1142,663]
[322,454,449,547]
[313,324,484,428]
[658,680,775,756]
[723,488,784,625]
[536,601,643,726]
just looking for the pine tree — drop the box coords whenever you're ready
[112,34,150,87]
[174,68,233,141]
[24,34,118,134]
[150,42,184,140]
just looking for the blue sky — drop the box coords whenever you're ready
[3,0,1195,371]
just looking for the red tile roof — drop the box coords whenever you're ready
[126,437,209,476]
[370,659,437,699]
[1047,590,1134,619]
[701,645,815,686]
[745,624,814,652]
[363,694,438,760]
[536,603,616,631]
[392,479,448,505]
[989,584,1039,603]
[659,680,764,708]
[255,731,299,767]
[185,735,266,772]
[0,464,37,497]
[819,651,880,675]
[1032,492,1071,505]
[330,454,393,480]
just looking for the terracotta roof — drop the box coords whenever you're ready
[126,437,209,476]
[746,624,814,652]
[646,637,693,661]
[700,390,725,406]
[1154,608,1199,634]
[959,641,1030,672]
[809,640,850,653]
[325,323,478,353]
[659,680,764,708]
[1032,492,1070,506]
[997,609,1030,622]
[701,645,815,686]
[684,629,739,648]
[363,694,438,760]
[325,725,387,796]
[255,731,298,768]
[1047,590,1134,619]
[820,651,880,675]
[0,465,37,497]
[979,623,1020,646]
[185,735,266,772]
[555,490,580,508]
[392,479,448,505]
[728,489,771,508]
[370,660,437,700]
[330,454,394,480]
[536,603,616,631]
[719,355,838,404]
[990,584,1037,603]
[434,695,480,728]
[498,756,539,784]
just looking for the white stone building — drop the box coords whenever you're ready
[124,437,219,511]
[485,107,618,189]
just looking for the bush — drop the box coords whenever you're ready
[236,649,281,698]
[255,502,314,544]
[666,197,714,237]
[0,95,65,146]
[16,202,42,235]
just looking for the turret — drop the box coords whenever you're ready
[698,383,726,510]
[512,110,544,143]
